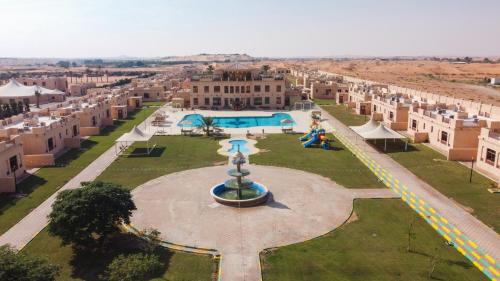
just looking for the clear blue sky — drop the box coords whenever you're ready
[1,0,499,58]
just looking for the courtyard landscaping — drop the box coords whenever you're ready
[22,135,226,281]
[261,199,486,281]
[0,107,157,235]
[251,134,384,189]
[317,101,368,126]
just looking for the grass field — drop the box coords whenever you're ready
[24,229,214,281]
[370,140,499,231]
[0,108,157,235]
[251,134,384,188]
[96,135,226,189]
[261,199,486,281]
[317,102,368,126]
[23,135,225,281]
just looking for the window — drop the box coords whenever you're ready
[235,86,240,93]
[373,105,377,112]
[485,148,496,165]
[47,138,54,151]
[213,97,222,106]
[264,97,270,104]
[389,111,394,120]
[441,131,448,144]
[423,122,425,129]
[241,86,245,93]
[204,86,209,93]
[253,97,262,105]
[254,85,261,92]
[9,155,18,173]
[144,93,150,98]
[42,82,46,87]
[246,85,251,93]
[276,85,282,92]
[230,86,234,93]
[214,86,221,93]
[411,120,417,130]
[265,85,270,92]
[204,97,210,105]
[276,97,282,104]
[193,98,198,106]
[224,86,229,93]
[193,86,198,93]
[73,125,78,137]
[431,126,433,133]
[325,89,331,96]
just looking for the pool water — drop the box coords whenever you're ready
[217,188,261,200]
[178,113,295,128]
[228,139,249,154]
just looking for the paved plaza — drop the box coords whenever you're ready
[130,165,398,281]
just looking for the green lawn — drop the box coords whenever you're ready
[96,135,226,189]
[261,199,486,281]
[23,229,214,281]
[312,98,336,106]
[370,140,499,231]
[251,134,384,188]
[0,108,157,235]
[22,135,226,281]
[319,103,368,126]
[143,101,167,107]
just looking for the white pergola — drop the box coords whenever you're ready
[115,126,156,156]
[351,120,408,151]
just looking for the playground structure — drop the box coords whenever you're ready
[299,114,332,149]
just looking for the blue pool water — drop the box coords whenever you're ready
[178,113,295,128]
[228,139,249,154]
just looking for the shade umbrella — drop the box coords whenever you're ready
[280,118,294,130]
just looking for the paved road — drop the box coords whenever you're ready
[0,110,158,250]
[318,106,500,262]
[130,165,398,281]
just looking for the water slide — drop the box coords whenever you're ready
[303,132,318,148]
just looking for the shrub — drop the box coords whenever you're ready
[102,253,163,281]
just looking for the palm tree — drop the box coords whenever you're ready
[35,90,41,108]
[206,65,215,74]
[199,116,217,136]
[261,64,270,75]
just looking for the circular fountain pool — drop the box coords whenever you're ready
[210,182,269,207]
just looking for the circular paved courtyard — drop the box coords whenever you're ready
[130,165,396,281]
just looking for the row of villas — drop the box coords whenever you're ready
[292,68,500,182]
[0,87,144,193]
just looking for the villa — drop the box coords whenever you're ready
[0,135,25,193]
[407,103,488,160]
[476,122,500,180]
[68,82,96,96]
[310,80,349,100]
[371,93,411,130]
[17,76,68,92]
[126,83,167,101]
[189,67,287,110]
[57,98,113,136]
[347,83,388,115]
[0,111,81,168]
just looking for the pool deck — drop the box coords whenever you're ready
[142,105,315,136]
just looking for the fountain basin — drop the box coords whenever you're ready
[210,182,269,207]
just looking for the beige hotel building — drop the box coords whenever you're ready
[189,67,287,110]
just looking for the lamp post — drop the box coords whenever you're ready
[469,157,474,183]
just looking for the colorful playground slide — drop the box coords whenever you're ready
[300,128,330,149]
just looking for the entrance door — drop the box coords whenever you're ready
[118,109,124,119]
[339,96,344,103]
[135,100,140,108]
[48,138,54,151]
[360,105,366,115]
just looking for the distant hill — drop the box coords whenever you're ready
[160,53,255,62]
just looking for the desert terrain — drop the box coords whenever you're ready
[277,59,500,105]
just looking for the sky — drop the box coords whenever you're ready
[0,0,499,58]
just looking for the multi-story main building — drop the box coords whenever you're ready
[189,67,286,110]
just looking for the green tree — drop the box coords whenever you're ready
[261,64,270,74]
[206,64,215,74]
[17,101,24,113]
[0,245,60,281]
[9,102,18,115]
[101,253,163,281]
[2,104,11,118]
[35,90,41,108]
[198,116,217,136]
[48,181,136,247]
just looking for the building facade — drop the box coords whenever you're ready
[0,135,25,193]
[17,77,68,92]
[371,94,411,130]
[476,122,500,183]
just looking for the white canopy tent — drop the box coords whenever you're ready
[350,120,408,151]
[0,79,65,98]
[115,125,156,156]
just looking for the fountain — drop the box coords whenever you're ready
[210,147,269,207]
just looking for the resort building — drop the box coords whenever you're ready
[17,76,67,92]
[0,112,81,167]
[57,99,113,136]
[407,103,488,161]
[0,135,25,193]
[476,122,500,182]
[0,79,66,105]
[347,83,388,115]
[69,82,96,96]
[371,94,411,130]
[310,81,349,100]
[189,67,286,110]
[107,92,129,119]
[126,84,167,101]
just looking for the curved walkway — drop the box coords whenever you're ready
[130,165,398,281]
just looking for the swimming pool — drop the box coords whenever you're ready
[228,139,249,154]
[178,113,295,128]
